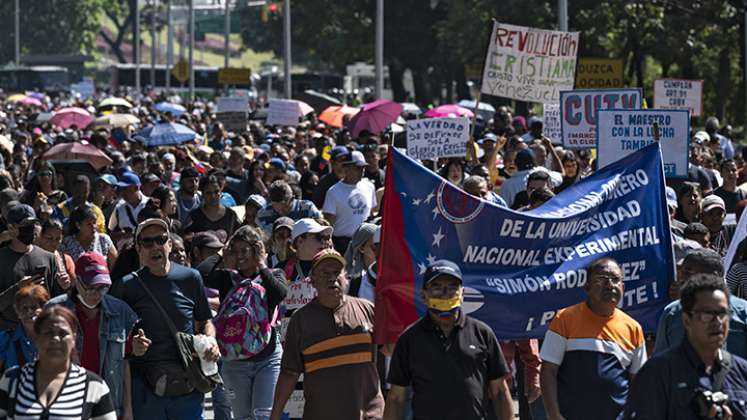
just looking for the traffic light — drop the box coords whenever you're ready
[261,3,279,22]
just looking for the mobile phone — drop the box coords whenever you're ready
[130,319,145,336]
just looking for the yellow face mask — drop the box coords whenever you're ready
[426,295,462,312]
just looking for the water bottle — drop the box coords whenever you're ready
[193,335,219,376]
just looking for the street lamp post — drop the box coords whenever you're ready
[135,0,141,92]
[151,0,158,87]
[283,0,292,99]
[14,0,20,66]
[224,0,231,69]
[558,0,568,31]
[189,0,195,99]
[166,1,172,90]
[375,0,384,99]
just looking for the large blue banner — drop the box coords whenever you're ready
[378,143,674,340]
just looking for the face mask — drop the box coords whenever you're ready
[426,295,462,319]
[16,225,36,245]
[76,293,99,310]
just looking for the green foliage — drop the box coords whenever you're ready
[0,0,104,64]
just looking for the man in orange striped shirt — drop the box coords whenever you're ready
[269,249,384,420]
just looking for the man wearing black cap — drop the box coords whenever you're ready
[0,204,64,330]
[385,260,514,420]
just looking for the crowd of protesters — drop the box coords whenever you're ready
[0,88,745,420]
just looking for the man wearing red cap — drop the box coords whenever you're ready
[270,249,383,420]
[47,251,151,419]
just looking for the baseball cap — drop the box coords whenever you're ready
[7,204,37,226]
[330,145,350,161]
[528,116,543,128]
[162,153,176,163]
[665,186,678,209]
[180,167,201,180]
[693,131,710,143]
[273,216,294,232]
[75,252,112,286]
[268,158,287,172]
[515,149,536,170]
[97,174,118,186]
[674,238,702,264]
[478,133,497,145]
[423,260,463,286]
[311,249,346,273]
[116,172,141,188]
[135,218,170,240]
[344,150,367,167]
[702,195,726,213]
[193,231,224,249]
[245,194,267,209]
[291,218,333,241]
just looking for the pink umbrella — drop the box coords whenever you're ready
[42,141,112,171]
[49,107,94,129]
[424,104,474,119]
[347,99,404,137]
[19,96,44,107]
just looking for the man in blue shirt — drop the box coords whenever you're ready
[625,274,747,419]
[654,248,747,359]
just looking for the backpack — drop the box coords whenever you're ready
[214,275,274,361]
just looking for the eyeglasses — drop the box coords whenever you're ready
[139,235,168,248]
[78,281,110,294]
[592,275,623,285]
[689,310,730,323]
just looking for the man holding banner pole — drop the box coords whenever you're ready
[540,257,647,420]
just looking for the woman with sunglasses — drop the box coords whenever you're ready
[46,252,151,419]
[0,305,117,420]
[20,161,58,206]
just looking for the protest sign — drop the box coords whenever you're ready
[481,22,579,103]
[575,58,624,89]
[542,103,562,144]
[560,88,642,149]
[376,143,673,342]
[653,79,704,117]
[215,96,248,131]
[597,109,689,178]
[267,99,305,126]
[406,117,470,160]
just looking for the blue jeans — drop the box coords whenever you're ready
[212,360,234,420]
[131,371,204,420]
[221,343,283,420]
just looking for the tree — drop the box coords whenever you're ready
[99,0,137,64]
[0,0,103,65]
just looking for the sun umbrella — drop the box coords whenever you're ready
[94,113,140,128]
[34,112,54,123]
[26,92,46,101]
[296,90,341,112]
[136,122,197,147]
[49,107,94,129]
[319,105,360,128]
[155,102,187,116]
[42,142,112,171]
[457,100,495,113]
[347,99,404,138]
[20,97,44,107]
[7,94,26,103]
[99,97,133,108]
[424,104,474,119]
[401,102,422,115]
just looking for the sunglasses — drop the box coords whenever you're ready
[139,234,169,248]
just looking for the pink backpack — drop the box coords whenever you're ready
[214,276,274,360]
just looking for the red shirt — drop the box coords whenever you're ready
[75,302,101,374]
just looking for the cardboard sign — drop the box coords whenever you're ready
[542,103,562,144]
[406,117,470,160]
[560,88,643,149]
[597,109,690,178]
[218,67,252,85]
[653,79,704,117]
[267,99,303,126]
[216,112,247,132]
[481,22,579,103]
[216,96,248,113]
[575,58,624,89]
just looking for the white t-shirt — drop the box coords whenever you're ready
[322,179,377,237]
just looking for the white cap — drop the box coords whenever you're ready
[135,218,170,240]
[291,218,333,241]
